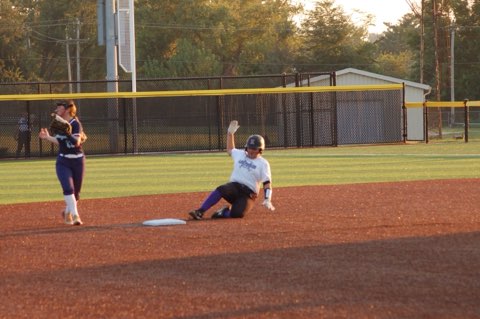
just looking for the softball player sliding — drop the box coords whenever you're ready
[39,100,86,226]
[189,120,275,220]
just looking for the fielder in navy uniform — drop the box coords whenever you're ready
[189,120,275,220]
[39,100,86,225]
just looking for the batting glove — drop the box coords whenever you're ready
[262,199,275,211]
[228,120,240,134]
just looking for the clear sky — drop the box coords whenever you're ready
[301,0,413,33]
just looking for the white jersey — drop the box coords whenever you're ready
[229,148,272,194]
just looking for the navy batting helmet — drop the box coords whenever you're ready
[245,135,265,153]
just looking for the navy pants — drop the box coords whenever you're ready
[56,156,85,201]
[217,182,256,218]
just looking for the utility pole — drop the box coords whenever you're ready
[450,24,455,126]
[76,18,81,94]
[62,19,85,94]
[432,0,443,137]
[420,0,424,84]
[65,32,73,93]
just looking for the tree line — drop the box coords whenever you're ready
[1,0,480,100]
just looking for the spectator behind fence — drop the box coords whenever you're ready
[15,112,31,158]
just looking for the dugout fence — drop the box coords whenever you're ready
[405,100,480,143]
[0,81,404,159]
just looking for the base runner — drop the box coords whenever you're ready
[189,120,275,220]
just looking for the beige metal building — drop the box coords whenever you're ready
[296,68,431,141]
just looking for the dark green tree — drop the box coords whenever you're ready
[31,0,102,84]
[205,0,299,75]
[135,0,299,77]
[0,0,31,82]
[0,0,102,85]
[143,38,222,79]
[372,14,418,80]
[296,0,375,72]
[450,0,480,100]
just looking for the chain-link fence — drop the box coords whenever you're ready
[0,75,405,159]
[425,102,480,143]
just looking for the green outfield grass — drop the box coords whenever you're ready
[1,141,480,205]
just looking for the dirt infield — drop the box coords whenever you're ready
[1,179,480,319]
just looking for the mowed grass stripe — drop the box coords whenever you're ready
[1,141,480,204]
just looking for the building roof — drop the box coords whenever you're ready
[298,68,431,91]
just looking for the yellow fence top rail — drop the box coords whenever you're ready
[405,100,480,108]
[0,84,403,101]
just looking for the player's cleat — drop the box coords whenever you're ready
[211,206,229,219]
[189,210,204,220]
[73,214,83,226]
[62,210,74,225]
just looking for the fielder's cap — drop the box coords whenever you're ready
[56,100,74,109]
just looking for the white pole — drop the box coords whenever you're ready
[106,0,119,153]
[129,0,136,93]
[129,0,138,153]
[106,0,118,92]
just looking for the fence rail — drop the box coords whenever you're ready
[405,100,480,143]
[1,76,405,159]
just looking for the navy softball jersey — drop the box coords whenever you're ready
[55,118,85,201]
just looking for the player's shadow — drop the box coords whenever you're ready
[4,231,480,318]
[0,223,146,238]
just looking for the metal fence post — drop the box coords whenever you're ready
[464,99,469,143]
[424,101,429,144]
